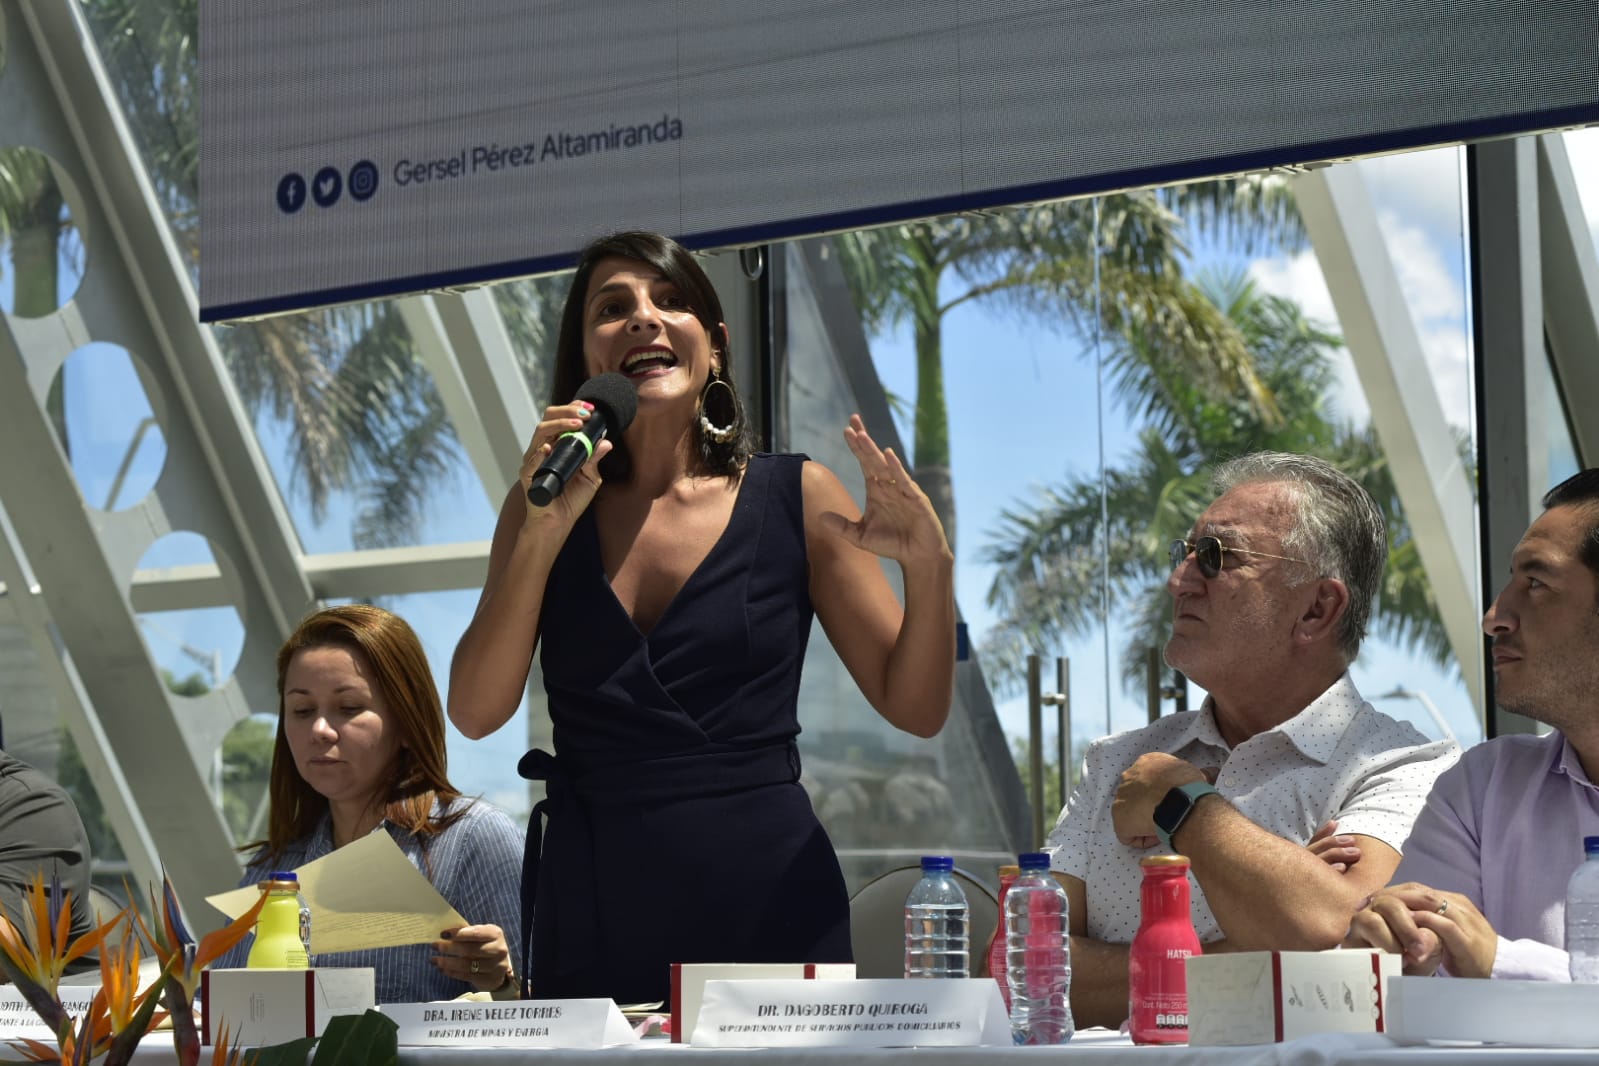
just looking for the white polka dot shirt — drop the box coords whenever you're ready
[1046,672,1460,944]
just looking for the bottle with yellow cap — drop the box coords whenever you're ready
[246,871,311,969]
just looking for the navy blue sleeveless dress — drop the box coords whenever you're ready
[520,453,852,1004]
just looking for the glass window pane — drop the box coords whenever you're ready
[1244,152,1482,745]
[793,163,1488,896]
[81,0,200,280]
[1540,351,1580,489]
[220,303,498,553]
[1565,128,1599,263]
[781,239,1028,888]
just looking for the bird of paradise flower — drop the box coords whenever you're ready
[132,876,266,1066]
[0,873,119,1040]
[0,872,264,1066]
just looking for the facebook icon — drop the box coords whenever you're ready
[276,173,307,215]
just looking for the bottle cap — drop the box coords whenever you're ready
[998,865,1019,877]
[1139,854,1191,868]
[1018,851,1050,870]
[270,871,299,882]
[920,855,955,872]
[1585,835,1599,854]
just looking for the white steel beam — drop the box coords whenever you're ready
[398,290,539,507]
[5,0,320,917]
[127,542,493,611]
[0,505,164,894]
[1538,135,1599,466]
[1292,163,1485,714]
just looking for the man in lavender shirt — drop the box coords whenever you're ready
[1349,468,1599,981]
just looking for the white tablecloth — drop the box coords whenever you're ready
[124,1028,1599,1066]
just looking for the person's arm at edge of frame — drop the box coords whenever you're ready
[804,418,955,738]
[1345,756,1573,981]
[1170,789,1400,951]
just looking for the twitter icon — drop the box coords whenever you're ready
[311,166,342,208]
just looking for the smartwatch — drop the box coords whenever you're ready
[1152,781,1220,853]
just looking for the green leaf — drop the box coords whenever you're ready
[247,1035,316,1066]
[309,1010,398,1066]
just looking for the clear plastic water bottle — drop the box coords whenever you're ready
[1567,836,1599,981]
[1006,851,1073,1045]
[904,855,970,978]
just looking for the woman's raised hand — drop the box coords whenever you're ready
[826,415,951,565]
[519,401,612,524]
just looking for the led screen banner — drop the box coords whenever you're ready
[198,0,1599,322]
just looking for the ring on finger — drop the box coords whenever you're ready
[471,959,480,974]
[1436,900,1449,915]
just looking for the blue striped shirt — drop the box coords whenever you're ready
[220,797,523,1003]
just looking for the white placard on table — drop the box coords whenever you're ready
[671,962,855,1044]
[1386,976,1599,1048]
[1186,949,1398,1047]
[380,999,636,1048]
[690,978,1008,1048]
[202,967,375,1046]
[0,986,98,1040]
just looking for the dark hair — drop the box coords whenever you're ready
[1541,469,1599,581]
[549,231,754,480]
[249,604,464,865]
[1211,452,1387,662]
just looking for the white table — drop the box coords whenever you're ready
[123,1028,1599,1066]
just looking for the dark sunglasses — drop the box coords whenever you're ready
[1169,536,1311,579]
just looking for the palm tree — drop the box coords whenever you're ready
[0,148,77,319]
[979,271,1451,694]
[833,179,1303,557]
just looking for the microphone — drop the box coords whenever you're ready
[527,373,638,507]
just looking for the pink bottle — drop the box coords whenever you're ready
[982,865,1020,1007]
[1128,854,1201,1044]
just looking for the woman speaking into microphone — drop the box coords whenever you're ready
[449,231,955,1005]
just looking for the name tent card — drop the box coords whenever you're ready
[1185,950,1399,1046]
[1387,977,1599,1048]
[202,968,375,1046]
[671,962,856,1044]
[0,986,98,1039]
[380,999,636,1048]
[691,978,1008,1048]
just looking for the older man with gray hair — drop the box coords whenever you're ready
[1044,452,1459,1029]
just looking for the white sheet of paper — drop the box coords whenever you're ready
[205,830,465,954]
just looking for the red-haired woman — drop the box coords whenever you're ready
[227,605,522,1003]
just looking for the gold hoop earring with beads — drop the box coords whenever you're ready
[698,372,739,444]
